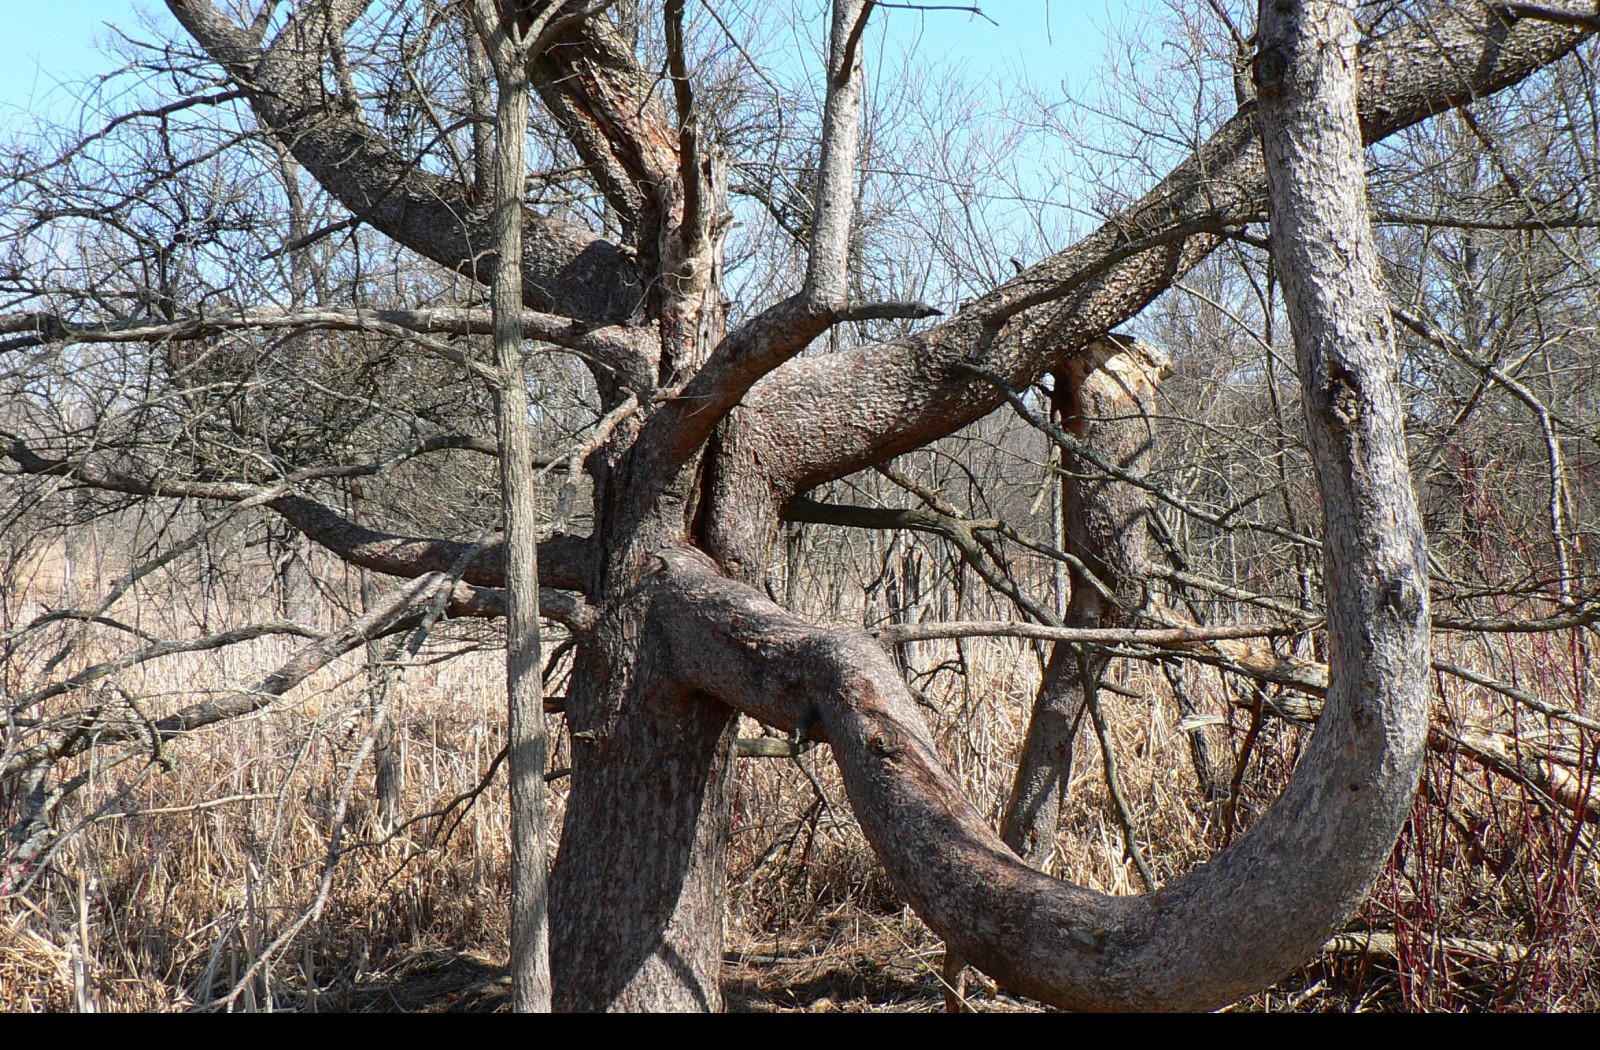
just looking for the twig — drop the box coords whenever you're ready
[875,619,1300,646]
[1079,651,1155,891]
[92,794,277,822]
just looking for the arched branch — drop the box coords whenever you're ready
[165,0,643,323]
[639,548,1416,1010]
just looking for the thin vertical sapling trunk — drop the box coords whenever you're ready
[352,480,403,832]
[470,0,554,1014]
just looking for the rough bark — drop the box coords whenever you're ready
[472,0,554,1013]
[548,623,740,1011]
[1001,338,1171,864]
[735,4,1595,503]
[130,0,1591,1013]
[164,0,643,324]
[1254,0,1434,954]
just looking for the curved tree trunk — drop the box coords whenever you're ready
[638,0,1429,1007]
[146,0,1576,1013]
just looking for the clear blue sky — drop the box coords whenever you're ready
[0,1,1146,118]
[872,0,1134,88]
[0,0,161,118]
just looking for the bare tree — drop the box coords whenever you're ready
[4,0,1598,1012]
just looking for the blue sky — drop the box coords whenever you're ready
[0,0,163,118]
[0,1,1147,118]
[871,1,1136,90]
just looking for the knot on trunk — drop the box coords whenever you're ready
[1253,43,1290,99]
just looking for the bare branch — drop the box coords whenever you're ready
[739,3,1600,497]
[1,436,592,592]
[166,0,643,322]
[873,619,1303,646]
[805,1,875,312]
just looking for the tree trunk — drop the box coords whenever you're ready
[473,2,552,1013]
[545,320,746,1013]
[638,0,1431,1005]
[999,643,1083,864]
[1001,338,1171,863]
[1254,0,1434,938]
[548,634,740,1011]
[546,0,869,1010]
[147,0,1574,1012]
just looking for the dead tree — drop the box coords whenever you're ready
[999,337,1181,864]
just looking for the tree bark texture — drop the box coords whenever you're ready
[1254,0,1433,954]
[472,0,552,1013]
[1001,338,1171,864]
[146,0,1590,1012]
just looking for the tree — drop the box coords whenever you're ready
[466,0,558,1013]
[3,0,1597,1012]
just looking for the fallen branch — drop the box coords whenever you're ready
[1323,930,1527,963]
[873,620,1301,646]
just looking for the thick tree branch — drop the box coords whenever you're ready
[664,0,705,255]
[528,5,681,237]
[165,0,643,323]
[268,496,591,593]
[637,548,1429,1009]
[623,0,901,489]
[1255,0,1432,984]
[630,295,938,494]
[1496,2,1600,32]
[805,0,874,313]
[733,2,1598,498]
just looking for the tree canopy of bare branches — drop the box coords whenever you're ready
[4,0,1600,1013]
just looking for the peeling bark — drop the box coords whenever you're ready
[1002,337,1171,864]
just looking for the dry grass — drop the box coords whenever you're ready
[2,543,1597,1012]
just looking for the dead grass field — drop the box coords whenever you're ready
[3,542,1597,1012]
